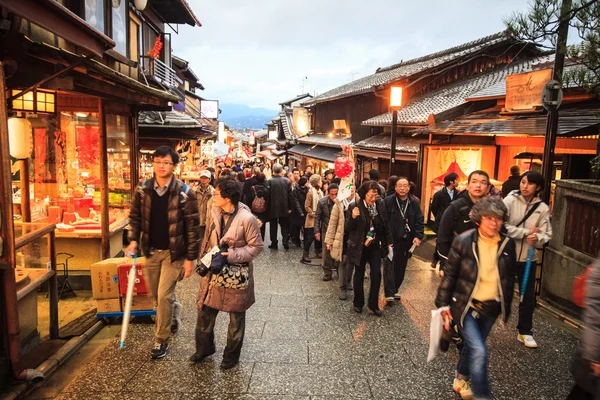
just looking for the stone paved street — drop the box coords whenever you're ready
[39,241,579,400]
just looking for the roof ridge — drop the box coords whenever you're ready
[376,30,512,74]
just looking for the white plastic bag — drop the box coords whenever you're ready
[427,306,449,362]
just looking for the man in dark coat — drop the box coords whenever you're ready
[242,166,260,206]
[315,183,339,281]
[430,172,459,269]
[290,177,308,247]
[437,170,489,275]
[501,165,521,197]
[266,163,293,249]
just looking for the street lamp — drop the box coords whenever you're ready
[389,86,402,176]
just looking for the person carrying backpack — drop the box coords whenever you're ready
[248,172,269,240]
[503,171,552,349]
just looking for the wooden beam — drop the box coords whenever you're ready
[99,99,110,259]
[0,62,16,268]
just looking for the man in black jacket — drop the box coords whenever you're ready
[501,165,521,197]
[290,177,308,247]
[437,170,489,274]
[242,166,261,206]
[267,163,293,249]
[315,183,339,281]
[383,177,424,303]
[430,172,459,269]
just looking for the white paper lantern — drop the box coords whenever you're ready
[134,0,148,10]
[8,118,32,159]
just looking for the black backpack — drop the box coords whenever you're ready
[251,184,266,213]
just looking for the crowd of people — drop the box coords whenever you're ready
[124,147,600,399]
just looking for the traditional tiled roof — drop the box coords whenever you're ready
[298,135,352,147]
[306,30,518,105]
[362,56,554,127]
[279,109,294,140]
[353,134,427,154]
[139,111,201,127]
[279,93,313,106]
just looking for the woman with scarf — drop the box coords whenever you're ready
[302,174,324,264]
[345,181,393,316]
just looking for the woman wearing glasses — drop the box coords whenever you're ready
[345,181,393,316]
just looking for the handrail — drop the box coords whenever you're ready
[140,56,183,88]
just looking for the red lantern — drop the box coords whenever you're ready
[334,156,353,178]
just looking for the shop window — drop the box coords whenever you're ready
[106,114,131,220]
[564,196,600,257]
[83,0,128,56]
[111,0,127,56]
[84,0,105,33]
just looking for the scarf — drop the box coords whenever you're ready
[364,200,378,218]
[311,187,323,212]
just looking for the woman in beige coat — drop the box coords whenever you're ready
[192,178,263,370]
[302,174,324,263]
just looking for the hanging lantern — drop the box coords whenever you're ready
[134,0,148,10]
[8,117,32,159]
[334,156,353,178]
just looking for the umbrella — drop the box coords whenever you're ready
[513,152,542,171]
[120,255,137,349]
[520,246,536,303]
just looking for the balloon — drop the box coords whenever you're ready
[334,157,353,178]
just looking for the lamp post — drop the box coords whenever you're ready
[389,86,402,177]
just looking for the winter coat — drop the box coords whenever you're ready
[384,193,425,244]
[242,176,257,206]
[195,184,215,227]
[304,188,323,229]
[344,198,393,266]
[435,229,516,328]
[501,175,521,198]
[436,193,476,262]
[430,187,457,233]
[315,196,335,236]
[197,203,264,313]
[503,191,552,262]
[247,181,269,222]
[325,199,345,261]
[267,175,293,219]
[128,177,200,261]
[291,185,308,227]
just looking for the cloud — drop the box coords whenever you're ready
[172,0,533,108]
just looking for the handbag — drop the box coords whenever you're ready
[471,299,501,317]
[210,262,249,290]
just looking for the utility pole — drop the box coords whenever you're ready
[541,0,571,204]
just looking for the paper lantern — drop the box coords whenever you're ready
[8,118,32,159]
[134,0,148,10]
[334,156,353,178]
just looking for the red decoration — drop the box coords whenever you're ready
[431,161,468,184]
[334,157,353,178]
[147,36,163,59]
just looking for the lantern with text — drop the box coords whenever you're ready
[389,86,403,174]
[8,118,32,159]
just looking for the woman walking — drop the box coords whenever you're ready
[503,170,552,349]
[247,172,269,240]
[192,178,264,370]
[302,174,324,263]
[345,181,393,316]
[436,196,516,400]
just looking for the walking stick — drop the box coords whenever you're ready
[520,246,536,303]
[120,254,137,349]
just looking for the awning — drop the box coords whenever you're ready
[258,150,271,157]
[288,143,312,155]
[271,149,287,156]
[139,126,216,140]
[352,133,426,161]
[303,145,341,163]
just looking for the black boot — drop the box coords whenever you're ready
[301,251,311,264]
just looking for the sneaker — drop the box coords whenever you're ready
[517,333,538,348]
[339,289,348,301]
[151,342,169,359]
[452,378,473,399]
[171,301,182,334]
[394,291,402,300]
[385,296,395,303]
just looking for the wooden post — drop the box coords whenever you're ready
[99,99,110,259]
[0,62,16,267]
[130,110,139,192]
[389,109,398,177]
[20,159,31,222]
[48,230,58,339]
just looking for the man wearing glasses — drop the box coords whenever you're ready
[127,146,200,359]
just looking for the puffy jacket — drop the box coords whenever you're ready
[435,229,516,328]
[304,188,323,229]
[501,175,521,198]
[195,184,215,227]
[503,191,552,262]
[128,177,200,261]
[325,200,345,261]
[267,175,293,219]
[430,187,457,233]
[197,203,264,313]
[384,193,424,243]
[437,192,476,261]
[344,198,393,266]
[290,185,308,226]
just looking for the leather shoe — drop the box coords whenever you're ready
[322,275,332,281]
[283,242,289,250]
[369,308,383,317]
[268,243,278,249]
[189,349,215,364]
[220,360,238,370]
[353,306,363,313]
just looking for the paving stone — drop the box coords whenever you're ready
[183,395,309,400]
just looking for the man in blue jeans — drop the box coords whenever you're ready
[435,197,516,399]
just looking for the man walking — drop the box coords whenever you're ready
[383,177,424,303]
[267,163,293,249]
[502,165,521,197]
[126,146,200,359]
[315,183,339,281]
[430,172,458,269]
[437,170,490,275]
[195,170,215,242]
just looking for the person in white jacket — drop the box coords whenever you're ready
[503,170,552,349]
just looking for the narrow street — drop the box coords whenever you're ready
[30,240,579,400]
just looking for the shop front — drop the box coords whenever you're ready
[288,135,349,174]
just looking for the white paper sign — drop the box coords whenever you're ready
[337,175,354,201]
[201,246,220,268]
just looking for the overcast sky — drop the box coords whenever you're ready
[171,0,534,109]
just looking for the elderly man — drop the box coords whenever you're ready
[267,163,293,250]
[196,170,215,242]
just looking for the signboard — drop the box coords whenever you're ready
[293,107,309,136]
[217,121,225,143]
[200,100,219,119]
[268,129,278,140]
[505,69,552,111]
[249,131,255,145]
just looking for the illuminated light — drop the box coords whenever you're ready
[390,86,403,108]
[8,118,32,159]
[328,133,333,138]
[76,112,88,118]
[11,89,56,113]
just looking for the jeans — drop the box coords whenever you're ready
[353,244,382,311]
[290,220,302,243]
[516,261,536,335]
[383,238,410,297]
[339,254,353,290]
[269,217,290,245]
[144,250,183,344]
[304,228,321,254]
[322,244,336,278]
[195,305,246,363]
[456,307,497,399]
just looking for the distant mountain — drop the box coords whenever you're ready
[220,103,278,129]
